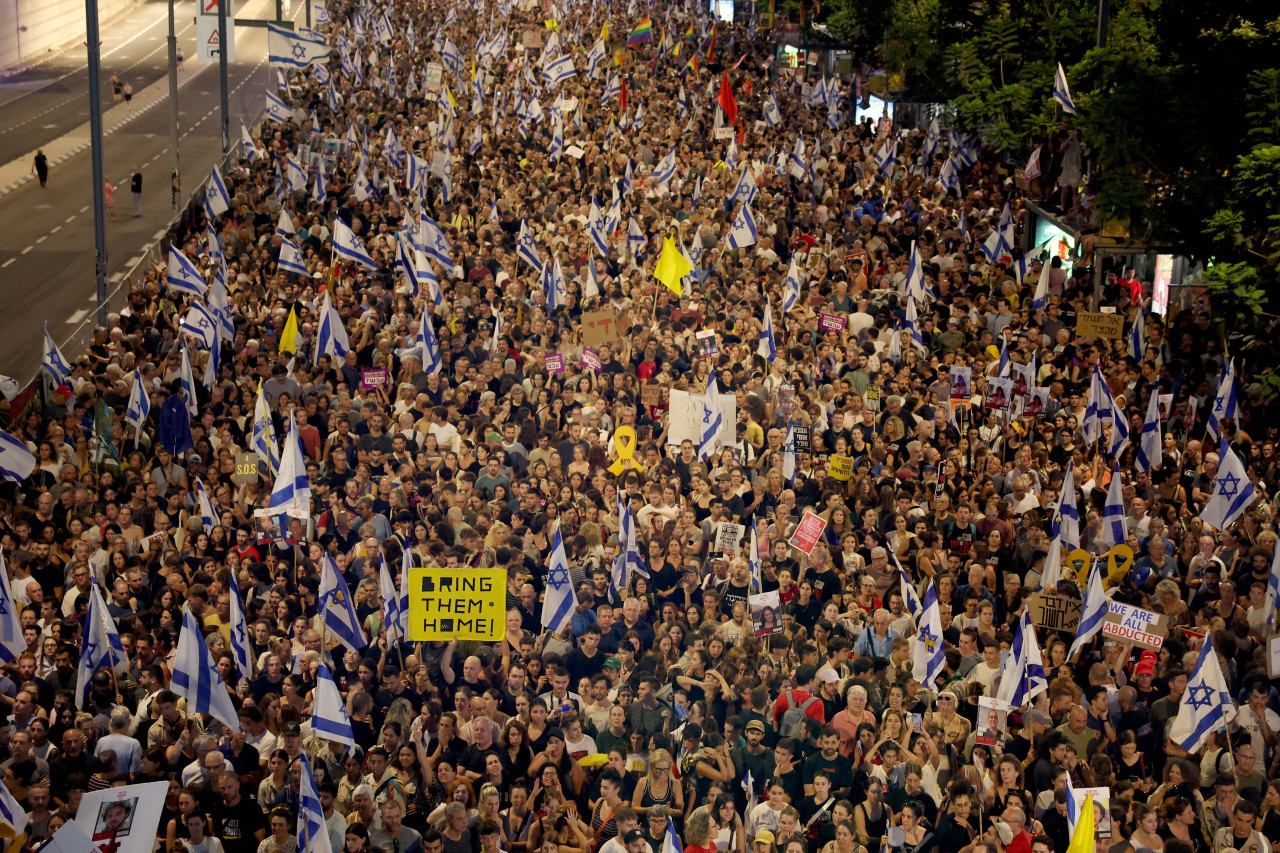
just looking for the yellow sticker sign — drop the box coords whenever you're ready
[829,455,853,481]
[407,568,506,641]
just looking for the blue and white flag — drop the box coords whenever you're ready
[277,236,309,277]
[312,3,330,23]
[1168,634,1236,754]
[251,383,279,475]
[763,93,782,126]
[206,167,231,216]
[1135,385,1162,472]
[332,219,377,269]
[265,91,293,122]
[419,214,454,267]
[1032,254,1051,310]
[227,570,253,689]
[587,197,608,256]
[699,368,724,461]
[259,414,310,519]
[315,290,349,364]
[194,478,217,533]
[241,122,260,162]
[0,759,26,833]
[516,218,542,270]
[609,504,634,602]
[1265,542,1280,630]
[172,603,242,729]
[167,245,208,297]
[542,523,574,633]
[543,54,576,86]
[653,147,678,186]
[268,23,330,69]
[398,548,411,640]
[758,297,776,362]
[781,418,796,482]
[440,37,463,73]
[626,217,646,256]
[1067,558,1108,659]
[417,305,442,374]
[911,582,945,688]
[662,817,684,853]
[1129,309,1145,362]
[1201,438,1258,531]
[873,137,897,176]
[996,609,1048,708]
[296,753,335,853]
[748,526,762,594]
[727,203,758,249]
[905,297,927,354]
[179,346,199,417]
[1055,459,1080,549]
[379,553,403,644]
[286,155,307,192]
[125,371,151,444]
[546,255,567,310]
[783,257,801,311]
[73,582,126,708]
[319,552,366,652]
[894,552,922,619]
[1098,463,1127,550]
[729,166,758,206]
[586,37,606,78]
[0,552,27,663]
[416,250,443,304]
[1207,359,1239,440]
[1053,62,1077,114]
[311,663,355,747]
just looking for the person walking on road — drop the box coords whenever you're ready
[110,73,122,104]
[123,81,133,109]
[104,179,116,220]
[176,47,184,71]
[31,150,47,188]
[130,168,142,217]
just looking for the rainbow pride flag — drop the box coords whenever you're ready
[626,17,653,47]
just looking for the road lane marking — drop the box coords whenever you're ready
[66,309,89,324]
[1,259,13,268]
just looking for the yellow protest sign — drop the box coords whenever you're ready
[608,426,644,475]
[829,455,853,481]
[1068,548,1091,584]
[407,568,506,641]
[1105,544,1135,589]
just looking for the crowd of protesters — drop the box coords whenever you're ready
[1,0,1279,851]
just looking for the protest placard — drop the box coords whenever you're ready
[581,308,624,348]
[715,522,745,558]
[1028,593,1081,633]
[1076,311,1125,339]
[788,511,828,555]
[1102,602,1169,649]
[407,568,506,640]
[829,455,853,480]
[545,353,565,373]
[819,312,847,332]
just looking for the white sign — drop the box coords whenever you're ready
[76,781,171,853]
[666,389,736,448]
[196,15,236,62]
[424,62,444,91]
[715,127,735,139]
[714,522,745,558]
[565,145,585,159]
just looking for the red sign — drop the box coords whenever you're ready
[787,511,828,555]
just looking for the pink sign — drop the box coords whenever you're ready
[360,369,388,390]
[787,511,828,555]
[819,312,847,332]
[545,353,565,374]
[580,348,602,372]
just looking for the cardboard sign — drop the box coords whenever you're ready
[407,568,506,641]
[864,385,880,412]
[950,366,972,401]
[580,348,602,372]
[522,28,545,48]
[424,62,444,91]
[792,425,810,453]
[1102,601,1168,649]
[985,376,1013,410]
[829,454,853,481]
[361,369,389,389]
[233,452,259,485]
[76,780,172,853]
[581,308,624,349]
[1028,592,1081,633]
[715,127,735,139]
[750,590,783,636]
[777,384,797,414]
[1076,311,1125,340]
[545,353,565,373]
[715,521,745,558]
[787,510,828,555]
[696,329,718,358]
[641,384,668,406]
[666,389,736,447]
[819,312,847,332]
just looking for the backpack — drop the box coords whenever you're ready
[779,691,819,738]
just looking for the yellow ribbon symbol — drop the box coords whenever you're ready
[608,426,645,475]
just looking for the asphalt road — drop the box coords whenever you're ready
[0,0,301,383]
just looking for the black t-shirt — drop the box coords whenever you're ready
[801,751,855,796]
[459,742,500,776]
[718,580,751,612]
[211,798,266,853]
[566,647,607,684]
[809,568,841,601]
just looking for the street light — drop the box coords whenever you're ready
[85,0,108,326]
[168,0,180,210]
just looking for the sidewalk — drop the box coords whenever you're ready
[0,0,147,79]
[0,63,210,198]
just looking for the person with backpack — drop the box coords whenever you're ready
[771,665,826,739]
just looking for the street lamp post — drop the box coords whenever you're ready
[168,0,180,210]
[85,0,108,326]
[218,0,229,153]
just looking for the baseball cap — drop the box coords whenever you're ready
[624,829,647,844]
[745,720,766,734]
[1134,660,1155,676]
[282,721,302,736]
[818,669,840,684]
[755,831,776,844]
[603,657,621,671]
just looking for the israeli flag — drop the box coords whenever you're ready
[227,571,253,689]
[758,297,776,362]
[419,214,454,267]
[319,552,367,653]
[0,553,27,663]
[332,219,377,269]
[911,582,946,689]
[587,37,606,78]
[729,166,757,206]
[241,122,260,162]
[626,217,647,256]
[379,553,403,644]
[727,203,758,249]
[605,194,621,234]
[207,167,231,216]
[315,290,349,364]
[653,147,678,186]
[1129,309,1145,361]
[1053,62,1077,114]
[183,301,219,350]
[173,600,245,726]
[441,37,462,73]
[699,368,724,461]
[1200,438,1258,531]
[904,241,927,303]
[125,371,151,444]
[1135,385,1162,472]
[277,236,308,277]
[905,297,927,354]
[998,609,1049,708]
[265,91,293,123]
[874,137,897,176]
[260,414,310,519]
[543,54,576,86]
[516,218,543,270]
[541,523,574,634]
[587,197,608,256]
[417,305,442,374]
[602,73,622,104]
[783,257,801,311]
[1067,558,1108,659]
[1053,460,1080,549]
[312,158,327,203]
[893,551,922,619]
[167,245,208,297]
[764,93,782,126]
[313,3,330,23]
[252,383,280,475]
[287,155,308,192]
[662,817,684,853]
[0,760,26,833]
[547,255,567,310]
[311,663,355,747]
[268,23,330,69]
[416,250,442,304]
[1265,541,1280,630]
[1207,358,1239,440]
[922,117,939,164]
[1168,634,1236,754]
[179,345,199,417]
[1032,254,1051,310]
[1096,462,1128,550]
[73,583,125,709]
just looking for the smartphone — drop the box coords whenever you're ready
[911,713,922,732]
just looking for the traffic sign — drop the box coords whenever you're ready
[196,15,236,62]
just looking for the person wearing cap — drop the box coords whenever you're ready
[732,718,774,814]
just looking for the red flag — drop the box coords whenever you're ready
[717,72,738,126]
[620,77,629,112]
[737,122,745,146]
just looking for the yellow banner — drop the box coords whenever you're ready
[407,568,506,641]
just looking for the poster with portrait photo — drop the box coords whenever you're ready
[1010,361,1033,400]
[696,329,718,358]
[75,781,170,853]
[984,377,1014,411]
[750,591,782,637]
[1026,387,1050,419]
[975,696,1008,746]
[950,366,972,401]
[1073,786,1113,840]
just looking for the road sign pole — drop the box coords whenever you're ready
[218,0,229,153]
[85,0,109,326]
[168,0,180,210]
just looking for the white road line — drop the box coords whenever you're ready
[50,226,60,234]
[0,259,14,268]
[65,214,76,223]
[125,256,143,266]
[20,246,32,254]
[80,205,89,213]
[66,309,89,324]
[35,235,46,243]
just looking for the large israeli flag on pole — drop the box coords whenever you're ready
[1168,634,1236,753]
[256,414,310,520]
[227,571,254,690]
[172,604,242,730]
[268,23,330,69]
[319,552,367,653]
[310,663,355,747]
[541,523,574,634]
[0,552,27,664]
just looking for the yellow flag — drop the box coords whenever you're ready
[446,85,456,109]
[653,236,692,296]
[544,18,559,31]
[1066,795,1095,853]
[600,22,609,42]
[279,306,301,355]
